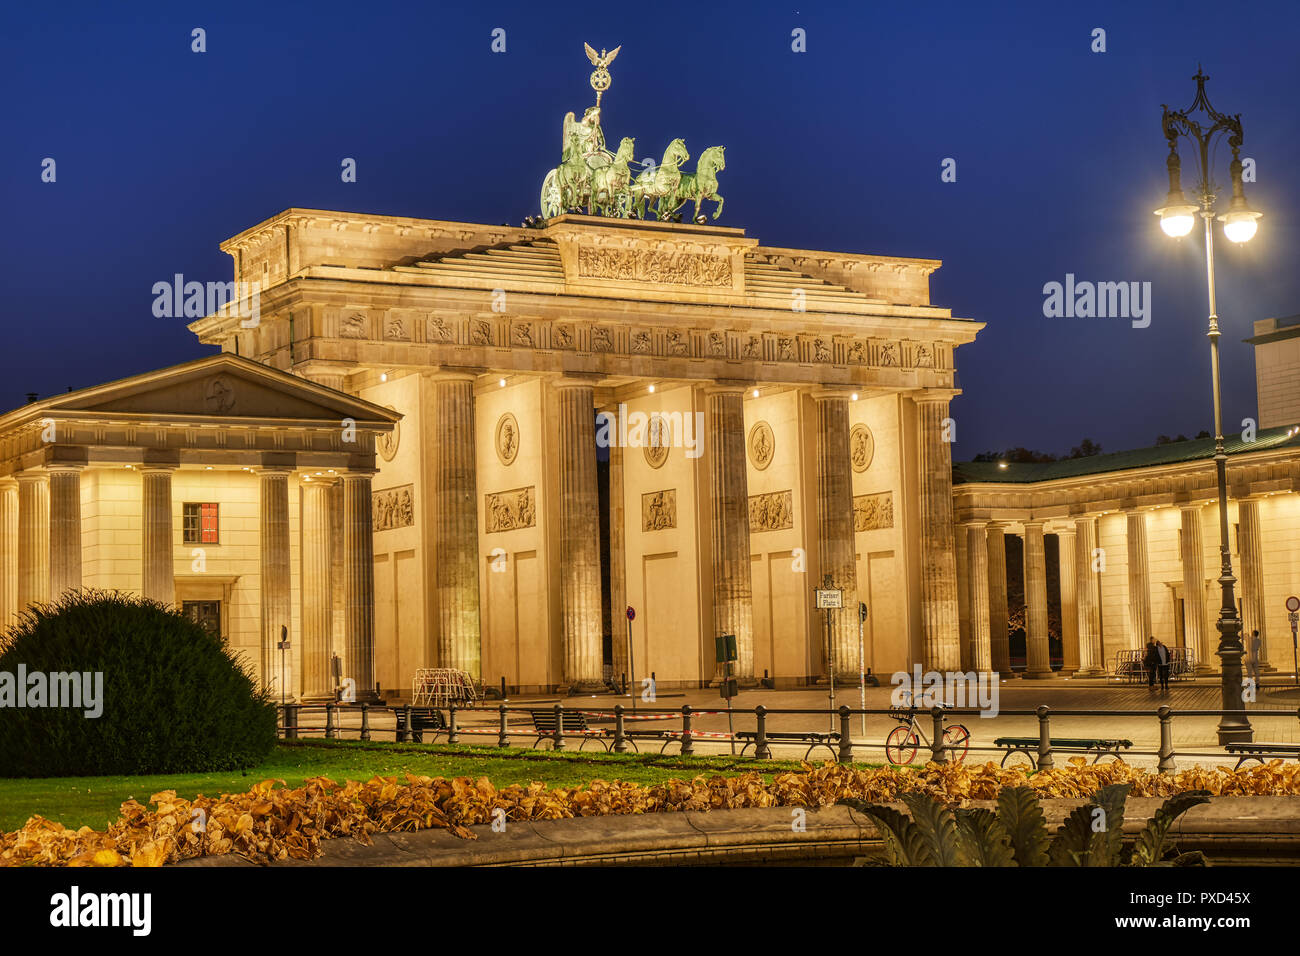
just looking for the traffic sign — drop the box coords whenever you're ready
[815,588,843,609]
[1286,595,1300,613]
[626,605,636,621]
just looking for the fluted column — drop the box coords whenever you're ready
[342,472,376,697]
[1023,520,1052,678]
[814,392,859,679]
[300,480,334,699]
[0,480,17,624]
[707,387,755,680]
[964,523,991,673]
[16,473,50,611]
[605,418,629,681]
[1179,503,1213,672]
[1074,516,1104,674]
[1126,511,1153,649]
[48,465,83,598]
[915,394,961,670]
[1238,497,1268,666]
[555,381,603,690]
[1056,528,1078,675]
[259,469,292,695]
[432,375,481,677]
[987,523,1011,674]
[140,468,175,604]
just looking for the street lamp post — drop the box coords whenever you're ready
[1154,68,1260,745]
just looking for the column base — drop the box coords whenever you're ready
[1022,669,1057,680]
[564,681,607,696]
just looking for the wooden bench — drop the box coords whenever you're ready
[389,707,447,743]
[1225,742,1300,770]
[737,731,840,761]
[994,736,1132,769]
[529,709,613,751]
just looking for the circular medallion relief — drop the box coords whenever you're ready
[747,421,775,470]
[643,414,670,469]
[377,404,400,462]
[495,413,520,466]
[204,376,235,414]
[850,423,875,473]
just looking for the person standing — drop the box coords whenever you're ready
[1248,629,1263,687]
[1143,639,1159,689]
[1155,639,1171,691]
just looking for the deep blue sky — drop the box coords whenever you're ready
[4,0,1297,460]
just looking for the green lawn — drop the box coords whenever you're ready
[0,740,808,832]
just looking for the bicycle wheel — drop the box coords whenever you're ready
[885,726,919,765]
[943,724,971,764]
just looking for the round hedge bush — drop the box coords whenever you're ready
[0,590,277,777]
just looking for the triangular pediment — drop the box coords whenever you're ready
[11,354,397,428]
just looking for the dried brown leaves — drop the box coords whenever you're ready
[4,758,1297,867]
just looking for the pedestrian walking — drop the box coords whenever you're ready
[1248,629,1262,687]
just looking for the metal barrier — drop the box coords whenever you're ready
[274,700,1300,775]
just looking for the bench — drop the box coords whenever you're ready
[737,731,841,761]
[994,736,1132,769]
[1225,742,1300,770]
[389,707,447,743]
[529,709,614,751]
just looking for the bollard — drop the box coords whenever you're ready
[929,706,947,764]
[324,702,336,740]
[613,704,628,753]
[400,703,412,743]
[360,702,371,741]
[500,676,507,700]
[1157,705,1176,774]
[553,703,565,750]
[285,703,300,740]
[497,704,509,748]
[1036,705,1054,770]
[680,705,695,756]
[448,703,459,745]
[838,705,853,764]
[755,705,771,760]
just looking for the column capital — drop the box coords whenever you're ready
[808,385,854,402]
[44,462,86,473]
[424,367,483,384]
[911,387,961,405]
[12,471,48,485]
[550,373,601,390]
[702,381,753,397]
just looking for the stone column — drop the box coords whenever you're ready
[1179,503,1213,672]
[605,418,629,681]
[432,375,482,677]
[707,387,755,681]
[0,480,17,624]
[299,480,334,699]
[964,523,991,673]
[259,469,292,695]
[140,468,175,605]
[1238,498,1268,666]
[986,523,1011,674]
[813,391,859,679]
[342,472,376,697]
[1023,520,1052,678]
[48,465,83,599]
[1126,511,1153,649]
[555,381,603,690]
[1056,527,1079,675]
[915,394,961,670]
[16,473,49,611]
[1074,516,1104,674]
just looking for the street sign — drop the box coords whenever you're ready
[1286,595,1300,613]
[815,588,843,609]
[859,602,868,622]
[626,605,636,621]
[715,634,737,663]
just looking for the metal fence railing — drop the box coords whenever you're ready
[275,700,1300,775]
